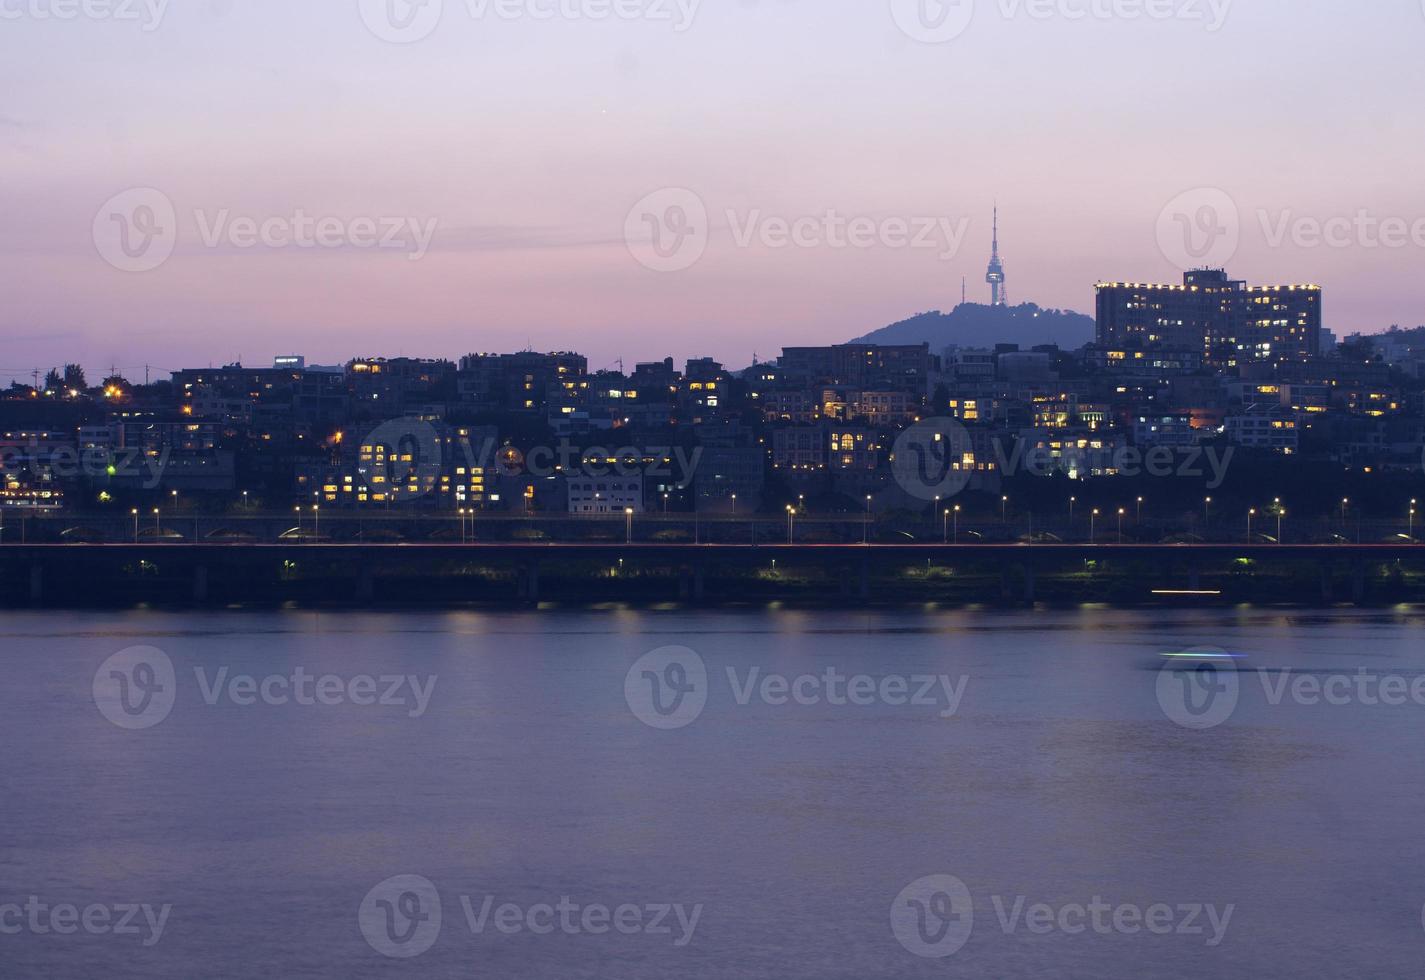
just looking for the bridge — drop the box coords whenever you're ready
[2,542,1421,607]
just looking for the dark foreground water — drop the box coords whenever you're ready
[3,607,1425,978]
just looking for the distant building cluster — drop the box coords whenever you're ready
[2,268,1424,516]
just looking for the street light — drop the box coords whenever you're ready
[864,495,873,545]
[731,493,737,517]
[131,508,139,543]
[1117,507,1125,543]
[625,507,634,544]
[1277,508,1285,543]
[1069,496,1077,523]
[1410,502,1417,541]
[1001,495,1009,523]
[1248,508,1256,543]
[786,505,795,544]
[1136,496,1144,523]
[1090,508,1099,544]
[312,504,320,540]
[663,493,669,516]
[953,504,961,544]
[1203,496,1212,528]
[294,505,302,541]
[153,507,161,537]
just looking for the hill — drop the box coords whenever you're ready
[853,302,1095,351]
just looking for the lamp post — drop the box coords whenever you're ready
[625,507,634,544]
[1136,496,1144,523]
[786,505,795,544]
[294,505,302,541]
[1069,496,1077,524]
[1277,508,1285,544]
[1090,508,1099,544]
[864,495,872,545]
[954,505,960,545]
[1248,508,1256,544]
[942,507,949,545]
[131,508,139,543]
[1001,495,1008,523]
[458,508,465,545]
[663,493,669,516]
[153,507,161,538]
[1410,503,1417,542]
[731,494,737,517]
[312,504,320,540]
[1117,507,1125,544]
[1203,496,1212,529]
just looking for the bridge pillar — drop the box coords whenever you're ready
[518,562,540,602]
[1351,561,1366,603]
[1320,563,1334,603]
[193,565,209,604]
[28,564,42,604]
[1022,562,1036,604]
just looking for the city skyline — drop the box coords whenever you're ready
[5,2,1425,378]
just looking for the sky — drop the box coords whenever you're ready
[2,0,1424,382]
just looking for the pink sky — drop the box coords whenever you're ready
[2,0,1423,380]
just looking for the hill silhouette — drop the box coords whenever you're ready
[853,302,1094,350]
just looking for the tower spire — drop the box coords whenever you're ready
[985,204,1007,306]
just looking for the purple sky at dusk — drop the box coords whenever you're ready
[2,0,1423,382]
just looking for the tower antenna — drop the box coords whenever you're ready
[986,204,1007,307]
